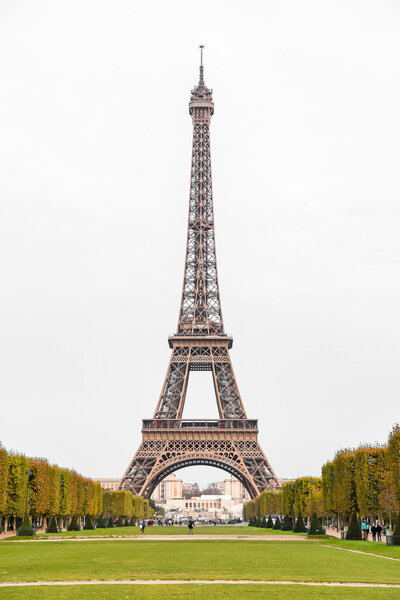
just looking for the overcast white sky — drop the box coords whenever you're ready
[1,0,399,488]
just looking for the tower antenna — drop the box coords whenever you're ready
[199,44,205,85]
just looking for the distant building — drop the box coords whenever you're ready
[92,478,120,490]
[152,474,183,502]
[151,475,249,520]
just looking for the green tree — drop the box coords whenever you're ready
[6,453,29,518]
[0,446,9,524]
[387,424,400,510]
[354,447,386,517]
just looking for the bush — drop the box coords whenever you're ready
[18,513,34,536]
[392,513,400,545]
[281,515,292,531]
[308,512,325,535]
[346,511,362,541]
[124,517,130,527]
[248,517,254,526]
[46,516,59,533]
[108,515,114,528]
[83,515,94,530]
[294,512,307,533]
[116,516,124,527]
[97,514,106,528]
[266,515,274,528]
[67,515,80,531]
[260,516,267,528]
[273,516,281,530]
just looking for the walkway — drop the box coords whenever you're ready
[1,534,308,542]
[1,580,400,589]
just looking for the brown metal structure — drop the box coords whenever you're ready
[120,49,279,499]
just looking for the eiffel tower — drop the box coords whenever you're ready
[120,48,279,498]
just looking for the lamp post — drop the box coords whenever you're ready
[83,485,88,527]
[291,483,295,531]
[25,470,32,515]
[367,457,375,525]
[309,479,314,523]
[59,476,64,530]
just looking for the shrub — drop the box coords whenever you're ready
[97,514,106,528]
[346,511,362,541]
[18,513,34,536]
[281,515,292,531]
[67,515,80,531]
[116,515,124,527]
[273,516,281,530]
[392,513,400,545]
[124,517,130,527]
[308,511,325,535]
[46,516,59,533]
[294,512,307,532]
[266,515,273,528]
[108,515,114,528]
[260,516,267,528]
[83,515,94,530]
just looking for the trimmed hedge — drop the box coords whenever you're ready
[97,514,106,528]
[266,515,273,528]
[273,516,281,530]
[346,511,362,540]
[67,515,80,531]
[18,513,34,536]
[281,515,292,531]
[46,516,59,533]
[294,512,307,533]
[83,515,94,530]
[392,513,400,545]
[308,511,325,535]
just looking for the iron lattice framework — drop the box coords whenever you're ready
[120,51,279,499]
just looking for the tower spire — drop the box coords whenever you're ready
[199,44,204,86]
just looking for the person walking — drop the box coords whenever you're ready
[361,519,369,541]
[371,523,377,542]
[140,520,146,535]
[188,519,194,535]
[376,523,383,542]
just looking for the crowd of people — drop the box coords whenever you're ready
[137,518,196,534]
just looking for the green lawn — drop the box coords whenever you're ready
[1,540,400,584]
[322,538,400,558]
[7,525,304,539]
[2,585,400,600]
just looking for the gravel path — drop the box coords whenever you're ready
[2,534,308,542]
[1,580,400,588]
[322,544,400,562]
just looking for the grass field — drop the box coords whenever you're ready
[2,529,400,598]
[1,539,400,584]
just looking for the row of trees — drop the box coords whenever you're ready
[243,477,323,523]
[244,424,400,525]
[0,446,153,530]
